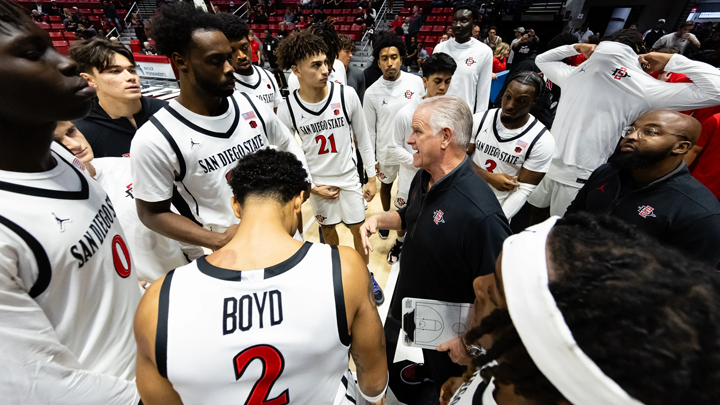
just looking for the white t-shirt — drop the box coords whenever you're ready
[92,157,189,282]
[652,32,699,54]
[234,65,282,109]
[507,37,521,64]
[471,108,554,203]
[363,71,425,165]
[131,93,310,232]
[0,143,140,404]
[288,59,347,94]
[390,96,422,191]
[432,38,494,113]
[535,42,720,185]
[575,29,594,43]
[277,82,376,187]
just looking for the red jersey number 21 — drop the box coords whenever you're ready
[315,134,338,155]
[233,344,289,405]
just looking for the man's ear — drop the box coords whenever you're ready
[290,64,300,77]
[231,196,243,219]
[673,140,693,156]
[293,191,304,213]
[172,52,188,72]
[80,72,96,88]
[440,127,453,150]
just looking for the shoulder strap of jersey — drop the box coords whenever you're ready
[475,109,492,139]
[286,89,300,134]
[331,245,351,347]
[238,92,268,136]
[149,114,186,182]
[524,127,548,161]
[155,268,175,379]
[339,83,352,126]
[262,67,277,94]
[0,215,51,298]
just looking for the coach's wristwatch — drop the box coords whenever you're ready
[466,344,485,358]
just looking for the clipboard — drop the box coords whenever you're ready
[401,297,473,349]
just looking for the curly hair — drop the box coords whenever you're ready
[70,37,136,74]
[453,2,480,23]
[601,28,646,55]
[216,12,249,42]
[371,31,406,61]
[275,29,328,70]
[464,213,720,405]
[0,0,31,35]
[227,148,309,205]
[151,2,225,58]
[309,20,341,67]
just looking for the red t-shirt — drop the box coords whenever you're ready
[297,21,307,29]
[691,113,720,198]
[250,38,260,63]
[492,56,506,73]
[567,53,587,66]
[390,20,403,28]
[649,71,720,124]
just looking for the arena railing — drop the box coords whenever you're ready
[123,2,137,29]
[360,0,387,55]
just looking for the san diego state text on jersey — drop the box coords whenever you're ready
[222,289,283,335]
[198,134,266,174]
[475,139,521,166]
[69,194,118,268]
[297,117,346,136]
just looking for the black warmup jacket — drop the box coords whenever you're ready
[390,157,512,320]
[73,96,167,158]
[566,163,720,267]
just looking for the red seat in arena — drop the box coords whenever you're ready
[347,33,357,41]
[92,9,104,15]
[419,25,431,33]
[436,16,447,24]
[64,31,77,39]
[425,16,435,23]
[442,7,452,14]
[79,8,91,14]
[49,31,63,38]
[49,15,62,22]
[432,25,445,33]
[50,23,65,30]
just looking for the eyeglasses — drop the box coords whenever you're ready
[621,126,688,140]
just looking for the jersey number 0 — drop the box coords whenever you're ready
[233,344,290,405]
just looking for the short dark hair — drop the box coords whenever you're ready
[275,29,328,70]
[581,22,589,28]
[600,28,646,55]
[453,2,480,23]
[465,213,720,405]
[70,38,135,74]
[227,148,309,205]
[393,26,404,37]
[216,12,249,42]
[422,52,456,78]
[508,70,544,102]
[0,0,31,35]
[680,20,695,29]
[488,25,497,32]
[151,2,224,58]
[372,31,406,61]
[338,34,356,53]
[546,32,578,50]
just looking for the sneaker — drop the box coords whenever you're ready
[378,229,389,239]
[370,273,385,306]
[400,363,434,385]
[387,240,403,264]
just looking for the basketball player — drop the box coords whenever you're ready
[130,3,309,254]
[54,121,190,282]
[276,30,385,304]
[432,2,493,113]
[288,20,347,93]
[217,13,282,112]
[387,53,457,264]
[468,71,555,220]
[364,32,425,239]
[134,149,388,405]
[0,1,139,401]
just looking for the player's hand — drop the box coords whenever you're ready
[488,173,519,192]
[573,43,596,59]
[439,377,465,405]
[360,216,379,254]
[658,71,672,82]
[311,185,340,199]
[520,33,530,42]
[492,73,497,80]
[639,52,673,73]
[437,337,472,366]
[213,223,239,250]
[364,177,377,202]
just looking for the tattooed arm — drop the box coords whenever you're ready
[339,246,388,404]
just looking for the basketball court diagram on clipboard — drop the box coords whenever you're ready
[401,298,473,349]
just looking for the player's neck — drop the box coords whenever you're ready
[176,85,228,117]
[98,94,142,124]
[0,122,56,173]
[500,114,531,130]
[456,35,471,44]
[298,83,329,104]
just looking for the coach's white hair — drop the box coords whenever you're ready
[417,95,472,150]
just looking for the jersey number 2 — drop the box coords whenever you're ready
[315,134,337,155]
[233,344,289,405]
[485,159,497,173]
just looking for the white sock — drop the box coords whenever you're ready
[397,235,405,243]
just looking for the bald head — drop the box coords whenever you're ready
[638,110,702,145]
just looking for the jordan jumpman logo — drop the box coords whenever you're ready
[52,213,71,232]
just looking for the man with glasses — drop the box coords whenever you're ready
[565,110,720,267]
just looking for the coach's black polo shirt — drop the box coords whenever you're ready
[73,96,167,158]
[566,162,720,266]
[390,156,512,320]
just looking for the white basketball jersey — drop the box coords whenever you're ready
[282,82,358,187]
[158,243,350,404]
[92,157,188,282]
[0,142,140,379]
[133,93,270,231]
[234,65,281,109]
[471,108,549,202]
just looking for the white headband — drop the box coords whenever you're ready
[501,217,644,405]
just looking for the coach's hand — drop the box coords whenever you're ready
[364,176,377,201]
[639,52,673,73]
[438,337,472,366]
[488,172,519,192]
[573,43,596,59]
[312,185,340,199]
[360,216,379,254]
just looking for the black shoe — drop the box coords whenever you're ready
[379,229,389,239]
[387,240,403,264]
[400,363,434,385]
[370,272,385,306]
